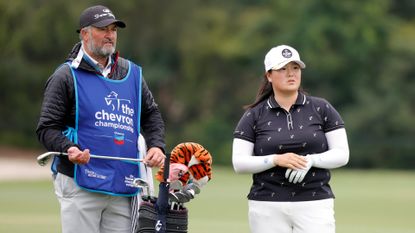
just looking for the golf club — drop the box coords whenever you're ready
[168,183,201,203]
[133,178,151,195]
[37,151,144,166]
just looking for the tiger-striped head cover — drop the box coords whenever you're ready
[156,142,212,187]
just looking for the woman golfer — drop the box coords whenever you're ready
[232,45,349,233]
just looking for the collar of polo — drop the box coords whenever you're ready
[267,92,306,109]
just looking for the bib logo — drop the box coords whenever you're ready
[114,132,125,145]
[94,91,136,138]
[105,91,131,111]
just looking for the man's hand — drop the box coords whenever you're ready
[67,146,90,164]
[144,147,165,167]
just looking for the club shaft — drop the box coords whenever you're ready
[56,152,143,163]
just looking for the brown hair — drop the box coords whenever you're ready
[243,71,307,110]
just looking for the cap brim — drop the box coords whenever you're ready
[77,19,126,33]
[92,19,126,28]
[272,60,306,70]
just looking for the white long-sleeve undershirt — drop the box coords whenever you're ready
[232,128,349,174]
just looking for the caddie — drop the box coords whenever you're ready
[36,5,165,233]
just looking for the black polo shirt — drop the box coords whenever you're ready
[233,92,344,202]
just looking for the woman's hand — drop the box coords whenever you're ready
[272,152,307,170]
[285,155,313,183]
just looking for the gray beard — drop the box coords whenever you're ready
[86,40,116,58]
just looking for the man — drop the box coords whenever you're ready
[36,5,166,233]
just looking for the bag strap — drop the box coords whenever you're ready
[155,153,170,233]
[163,153,171,181]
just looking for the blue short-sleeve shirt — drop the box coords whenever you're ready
[233,92,344,201]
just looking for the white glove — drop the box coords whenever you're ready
[285,155,313,184]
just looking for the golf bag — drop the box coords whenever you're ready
[135,154,188,233]
[136,199,188,233]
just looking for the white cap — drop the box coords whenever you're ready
[264,45,306,71]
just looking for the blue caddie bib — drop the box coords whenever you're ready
[67,61,142,196]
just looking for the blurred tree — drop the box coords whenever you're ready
[0,0,413,168]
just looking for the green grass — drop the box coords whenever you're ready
[1,168,414,233]
[0,179,60,232]
[330,170,415,233]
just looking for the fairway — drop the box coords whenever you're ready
[0,168,414,233]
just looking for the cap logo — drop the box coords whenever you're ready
[93,9,115,20]
[282,49,292,58]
